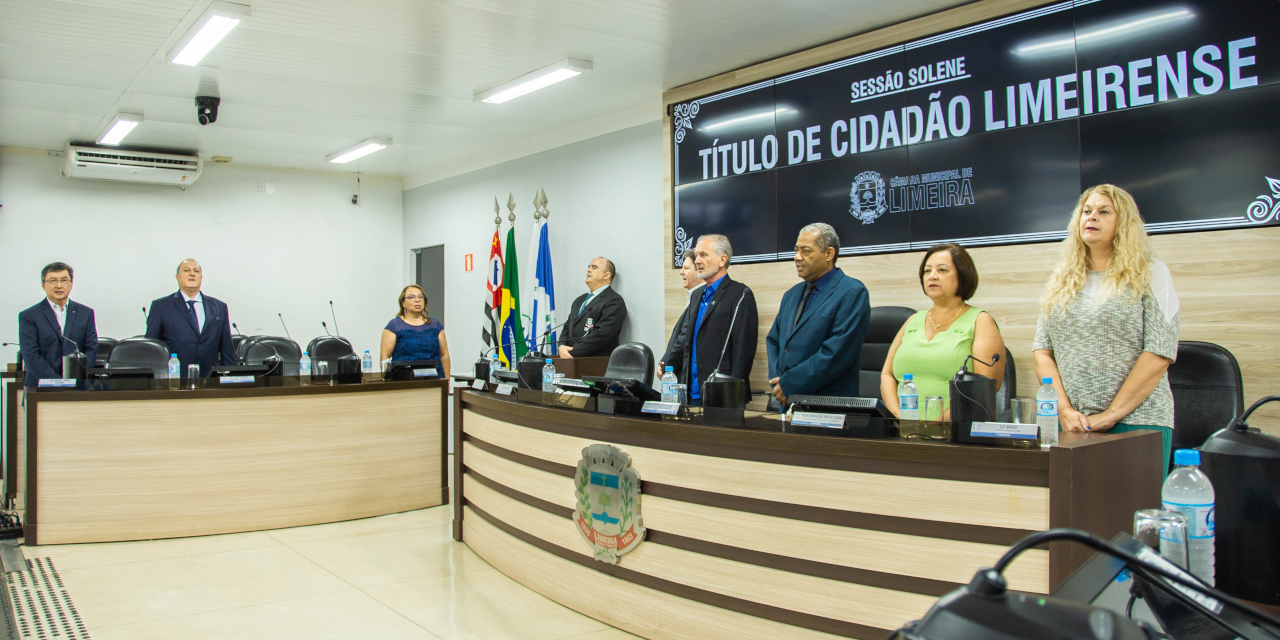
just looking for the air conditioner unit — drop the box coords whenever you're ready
[62,145,203,186]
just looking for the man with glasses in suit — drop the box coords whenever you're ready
[18,262,99,387]
[145,259,237,378]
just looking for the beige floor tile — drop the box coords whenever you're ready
[88,590,441,640]
[63,545,353,629]
[23,531,281,570]
[366,568,608,640]
[563,628,644,640]
[287,526,490,589]
[266,507,451,545]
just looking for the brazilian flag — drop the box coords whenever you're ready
[498,225,526,367]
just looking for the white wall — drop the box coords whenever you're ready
[0,148,404,360]
[403,121,664,374]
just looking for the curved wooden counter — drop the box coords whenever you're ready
[453,390,1162,640]
[25,379,448,545]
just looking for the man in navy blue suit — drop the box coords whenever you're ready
[145,259,236,378]
[18,262,99,387]
[766,223,871,407]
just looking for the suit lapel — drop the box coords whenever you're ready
[38,301,63,337]
[695,277,732,340]
[173,293,200,334]
[790,271,840,336]
[199,298,216,338]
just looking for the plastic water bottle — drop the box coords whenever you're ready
[489,354,502,384]
[1163,449,1215,585]
[542,359,557,392]
[362,350,373,373]
[167,353,181,390]
[898,374,918,426]
[299,351,311,377]
[1037,377,1059,447]
[660,366,678,403]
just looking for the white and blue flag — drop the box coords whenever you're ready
[526,219,557,353]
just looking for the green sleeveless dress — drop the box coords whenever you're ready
[890,307,983,417]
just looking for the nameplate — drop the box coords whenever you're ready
[413,368,438,378]
[970,421,1038,439]
[641,401,681,415]
[219,375,256,384]
[37,379,76,388]
[471,379,487,390]
[496,383,515,396]
[1136,547,1222,613]
[791,411,846,428]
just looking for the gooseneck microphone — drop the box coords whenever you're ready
[959,352,1000,375]
[321,321,331,337]
[142,306,149,326]
[329,301,341,336]
[706,289,750,382]
[278,314,292,341]
[232,322,242,336]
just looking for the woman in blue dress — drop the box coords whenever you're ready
[380,285,450,375]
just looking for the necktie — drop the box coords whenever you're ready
[793,282,815,327]
[579,293,594,315]
[187,300,200,330]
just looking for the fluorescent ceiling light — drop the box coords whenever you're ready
[475,58,593,104]
[169,1,251,66]
[327,138,392,164]
[97,111,143,146]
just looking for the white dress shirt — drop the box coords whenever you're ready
[47,299,67,333]
[184,291,206,332]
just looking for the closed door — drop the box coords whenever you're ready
[414,245,445,328]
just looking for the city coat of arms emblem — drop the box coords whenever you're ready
[574,444,645,564]
[850,170,888,224]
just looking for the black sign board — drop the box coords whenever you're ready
[671,0,1280,265]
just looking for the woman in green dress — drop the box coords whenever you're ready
[880,243,1006,420]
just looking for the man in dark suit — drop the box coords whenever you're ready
[664,236,758,406]
[766,223,871,406]
[559,257,627,359]
[145,259,237,378]
[659,249,702,371]
[18,262,98,387]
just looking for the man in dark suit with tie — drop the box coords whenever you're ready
[766,223,871,406]
[659,249,702,371]
[664,235,758,406]
[18,262,98,387]
[559,257,627,359]
[145,259,237,378]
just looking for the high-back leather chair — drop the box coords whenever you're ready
[605,342,655,384]
[231,335,247,361]
[306,336,355,361]
[242,336,301,376]
[95,337,118,367]
[995,347,1017,422]
[1169,341,1244,452]
[107,337,172,377]
[858,306,915,398]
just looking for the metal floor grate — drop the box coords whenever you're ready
[6,558,90,640]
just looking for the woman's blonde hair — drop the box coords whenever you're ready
[1040,184,1153,314]
[397,284,427,319]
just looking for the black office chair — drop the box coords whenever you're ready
[107,337,171,378]
[231,335,247,359]
[95,337,118,367]
[234,335,260,364]
[306,336,355,361]
[242,336,301,376]
[604,342,655,384]
[1169,341,1244,454]
[995,347,1017,422]
[858,306,916,398]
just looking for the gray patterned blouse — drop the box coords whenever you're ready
[1033,260,1180,428]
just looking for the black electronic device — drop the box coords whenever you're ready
[789,395,897,438]
[1199,395,1280,605]
[311,353,361,385]
[384,359,440,381]
[492,369,519,385]
[86,365,155,391]
[896,529,1280,640]
[517,355,550,390]
[582,376,661,402]
[949,353,1003,444]
[790,395,892,417]
[210,361,280,387]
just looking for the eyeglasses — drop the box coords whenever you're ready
[43,278,71,285]
[404,294,425,300]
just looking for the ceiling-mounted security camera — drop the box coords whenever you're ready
[196,96,221,125]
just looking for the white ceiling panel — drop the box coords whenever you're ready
[0,0,971,185]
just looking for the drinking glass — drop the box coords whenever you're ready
[381,358,392,373]
[186,363,199,389]
[1011,398,1036,424]
[1134,509,1189,569]
[923,396,945,424]
[671,384,687,406]
[316,361,331,386]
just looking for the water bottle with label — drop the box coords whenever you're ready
[167,353,181,390]
[898,374,918,427]
[362,350,373,373]
[1037,377,1059,447]
[1163,449,1215,585]
[299,351,311,377]
[660,366,678,403]
[542,359,557,392]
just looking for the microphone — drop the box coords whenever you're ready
[705,289,750,384]
[529,320,570,354]
[322,321,331,337]
[959,352,1000,375]
[142,306,149,326]
[278,314,292,341]
[329,301,341,336]
[232,322,243,336]
[60,335,84,378]
[482,333,582,359]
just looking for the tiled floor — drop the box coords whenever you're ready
[23,499,639,639]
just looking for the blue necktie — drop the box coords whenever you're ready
[187,300,200,331]
[580,293,594,315]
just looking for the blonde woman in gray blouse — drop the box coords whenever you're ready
[1033,184,1179,470]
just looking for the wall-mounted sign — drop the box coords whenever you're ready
[464,253,474,272]
[671,0,1280,265]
